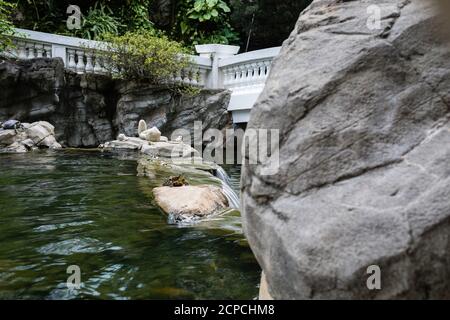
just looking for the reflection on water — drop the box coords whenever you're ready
[0,150,259,299]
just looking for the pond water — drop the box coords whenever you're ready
[0,150,260,299]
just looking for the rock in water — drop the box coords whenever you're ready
[139,126,161,142]
[26,122,53,144]
[242,0,450,299]
[0,130,17,146]
[138,120,147,135]
[153,185,228,222]
[0,120,61,152]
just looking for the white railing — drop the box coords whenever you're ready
[3,28,280,123]
[220,47,280,92]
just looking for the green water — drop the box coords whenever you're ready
[0,150,260,299]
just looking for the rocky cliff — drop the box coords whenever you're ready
[242,0,450,299]
[0,58,231,147]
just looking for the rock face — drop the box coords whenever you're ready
[153,185,228,222]
[114,82,231,144]
[0,121,61,152]
[0,58,231,147]
[242,0,450,299]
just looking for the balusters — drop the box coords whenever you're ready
[220,58,274,91]
[263,60,271,78]
[67,49,76,71]
[85,52,94,73]
[231,66,239,87]
[174,69,183,83]
[35,44,44,58]
[26,44,35,58]
[251,62,259,85]
[3,32,278,85]
[172,67,205,86]
[44,45,52,58]
[184,69,192,84]
[94,55,105,74]
[257,61,266,81]
[190,67,200,85]
[75,50,86,73]
[11,41,58,61]
[240,65,248,85]
[17,42,27,59]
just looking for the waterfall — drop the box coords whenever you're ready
[215,166,240,210]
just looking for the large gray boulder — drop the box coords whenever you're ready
[242,0,450,299]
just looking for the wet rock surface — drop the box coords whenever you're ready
[153,185,229,222]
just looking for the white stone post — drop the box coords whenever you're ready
[195,44,240,89]
[52,44,67,65]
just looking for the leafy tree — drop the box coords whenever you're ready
[230,0,312,51]
[172,0,239,47]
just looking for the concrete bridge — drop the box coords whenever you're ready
[4,29,280,124]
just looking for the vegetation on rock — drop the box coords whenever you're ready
[0,0,15,51]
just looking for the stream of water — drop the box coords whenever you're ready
[0,150,260,299]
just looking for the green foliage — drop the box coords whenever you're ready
[176,0,239,47]
[121,0,157,33]
[0,0,15,51]
[100,31,190,84]
[73,3,122,40]
[5,0,241,48]
[229,0,313,51]
[3,0,312,55]
[187,0,231,22]
[11,0,64,33]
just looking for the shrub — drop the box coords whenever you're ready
[100,31,191,85]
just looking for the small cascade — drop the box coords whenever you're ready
[215,166,240,210]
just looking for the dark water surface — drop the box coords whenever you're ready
[0,150,260,299]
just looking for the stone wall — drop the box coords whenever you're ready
[0,58,231,147]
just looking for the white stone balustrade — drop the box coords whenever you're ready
[3,28,280,123]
